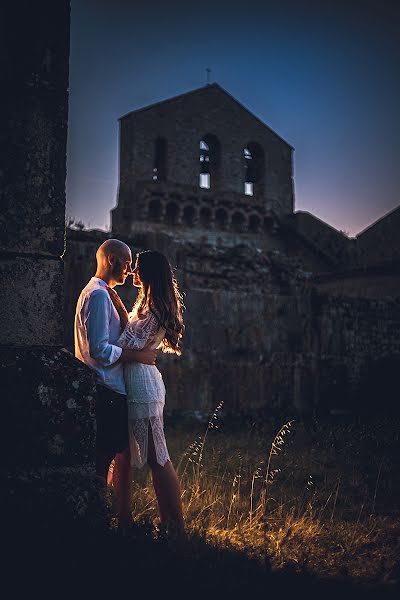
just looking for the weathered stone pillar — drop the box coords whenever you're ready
[0,1,105,542]
[1,1,68,345]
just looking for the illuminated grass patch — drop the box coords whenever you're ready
[120,411,400,585]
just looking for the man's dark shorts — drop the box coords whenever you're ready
[96,385,129,455]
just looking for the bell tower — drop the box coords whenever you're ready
[112,84,294,246]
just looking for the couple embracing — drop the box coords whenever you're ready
[74,239,185,536]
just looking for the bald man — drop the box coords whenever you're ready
[74,239,157,528]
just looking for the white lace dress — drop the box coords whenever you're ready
[116,310,170,468]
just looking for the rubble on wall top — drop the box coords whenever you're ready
[175,241,311,290]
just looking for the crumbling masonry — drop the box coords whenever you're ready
[64,85,400,416]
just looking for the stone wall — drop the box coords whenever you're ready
[313,263,399,300]
[1,0,105,542]
[283,211,355,268]
[355,206,400,267]
[63,83,400,420]
[0,1,70,346]
[161,242,309,413]
[113,180,280,241]
[307,290,400,414]
[3,347,96,470]
[65,229,309,412]
[64,227,400,417]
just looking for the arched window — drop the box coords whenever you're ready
[244,147,253,196]
[183,205,196,227]
[244,142,265,195]
[263,216,274,234]
[165,202,179,225]
[153,137,167,181]
[249,214,261,233]
[199,134,220,190]
[215,208,228,230]
[148,198,162,221]
[199,141,210,189]
[199,206,211,228]
[232,211,246,233]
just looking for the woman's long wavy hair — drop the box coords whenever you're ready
[131,250,185,355]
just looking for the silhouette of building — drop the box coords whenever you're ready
[112,84,293,245]
[111,84,361,272]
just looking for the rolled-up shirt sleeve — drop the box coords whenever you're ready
[85,290,122,366]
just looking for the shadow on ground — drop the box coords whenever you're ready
[6,519,399,599]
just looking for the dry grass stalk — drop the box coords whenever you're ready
[120,410,399,585]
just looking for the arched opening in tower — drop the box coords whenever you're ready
[199,134,220,190]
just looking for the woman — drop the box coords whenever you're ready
[117,250,185,535]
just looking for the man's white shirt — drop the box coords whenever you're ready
[74,277,126,395]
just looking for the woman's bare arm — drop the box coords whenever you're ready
[116,347,158,365]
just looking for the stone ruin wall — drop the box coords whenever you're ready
[314,266,400,300]
[64,227,400,417]
[355,206,400,267]
[63,64,400,420]
[64,229,308,414]
[304,290,400,415]
[283,211,356,268]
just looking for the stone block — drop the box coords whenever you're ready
[0,1,69,256]
[0,256,64,346]
[1,346,96,469]
[3,466,108,532]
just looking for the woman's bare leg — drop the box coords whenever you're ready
[147,426,184,534]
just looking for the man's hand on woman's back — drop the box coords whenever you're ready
[119,347,158,365]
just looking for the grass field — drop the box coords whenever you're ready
[124,407,400,587]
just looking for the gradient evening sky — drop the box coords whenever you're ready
[66,0,399,237]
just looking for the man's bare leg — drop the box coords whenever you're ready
[96,449,115,482]
[113,447,132,528]
[107,460,114,487]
